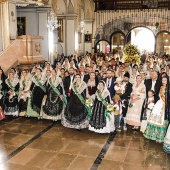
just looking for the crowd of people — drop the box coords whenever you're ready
[0,51,170,154]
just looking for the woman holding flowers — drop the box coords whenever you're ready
[41,69,66,121]
[18,69,32,116]
[144,76,169,143]
[126,75,146,130]
[89,80,114,133]
[26,68,47,118]
[62,74,89,129]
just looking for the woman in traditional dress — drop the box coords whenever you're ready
[31,63,42,76]
[129,68,139,85]
[86,72,97,101]
[0,68,6,120]
[89,80,114,133]
[18,70,32,116]
[41,69,66,121]
[10,68,19,79]
[42,62,52,76]
[4,72,19,116]
[144,76,169,143]
[62,58,70,71]
[55,63,62,77]
[62,74,89,129]
[26,68,47,118]
[126,75,146,130]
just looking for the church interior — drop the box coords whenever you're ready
[0,0,170,169]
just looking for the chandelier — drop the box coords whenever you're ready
[46,10,60,30]
[77,20,85,32]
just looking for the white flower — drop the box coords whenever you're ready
[85,98,93,107]
[147,103,154,110]
[107,104,115,112]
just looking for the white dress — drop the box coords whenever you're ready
[163,125,170,153]
[126,82,146,126]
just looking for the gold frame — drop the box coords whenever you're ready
[84,34,92,43]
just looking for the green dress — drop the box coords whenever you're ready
[144,86,168,143]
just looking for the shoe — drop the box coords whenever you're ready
[132,126,136,130]
[123,126,127,131]
[135,126,139,131]
[116,128,121,132]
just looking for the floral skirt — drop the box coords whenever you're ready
[143,120,168,143]
[163,124,170,154]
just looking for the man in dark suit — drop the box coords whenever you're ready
[145,70,161,103]
[83,67,99,85]
[140,51,147,64]
[119,72,133,131]
[103,69,115,98]
[63,67,75,101]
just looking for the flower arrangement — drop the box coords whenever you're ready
[106,104,115,113]
[85,98,93,107]
[147,103,154,111]
[122,44,141,64]
[85,98,93,119]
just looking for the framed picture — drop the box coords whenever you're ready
[17,17,26,36]
[84,34,92,43]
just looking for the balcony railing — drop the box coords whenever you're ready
[93,0,170,11]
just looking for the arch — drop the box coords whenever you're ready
[110,30,126,42]
[125,26,155,43]
[68,0,74,14]
[155,30,170,54]
[125,26,156,53]
[57,0,67,15]
[155,30,170,38]
[110,31,126,52]
[84,0,93,19]
[94,39,110,53]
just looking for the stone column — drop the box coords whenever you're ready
[156,33,164,54]
[0,1,10,50]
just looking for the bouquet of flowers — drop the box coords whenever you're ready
[85,98,93,107]
[106,104,115,113]
[85,98,93,119]
[122,44,141,64]
[147,103,154,111]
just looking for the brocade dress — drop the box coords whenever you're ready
[89,88,115,133]
[26,75,47,117]
[41,76,66,121]
[144,86,169,143]
[4,78,19,116]
[163,125,170,153]
[62,81,89,129]
[18,75,32,116]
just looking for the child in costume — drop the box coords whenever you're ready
[112,94,122,132]
[140,90,155,133]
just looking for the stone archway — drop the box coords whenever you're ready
[94,39,110,53]
[126,26,155,53]
[156,30,170,55]
[110,31,126,52]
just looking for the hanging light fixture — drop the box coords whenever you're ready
[46,9,60,30]
[46,9,60,64]
[77,19,85,32]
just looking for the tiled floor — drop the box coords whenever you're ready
[0,117,169,170]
